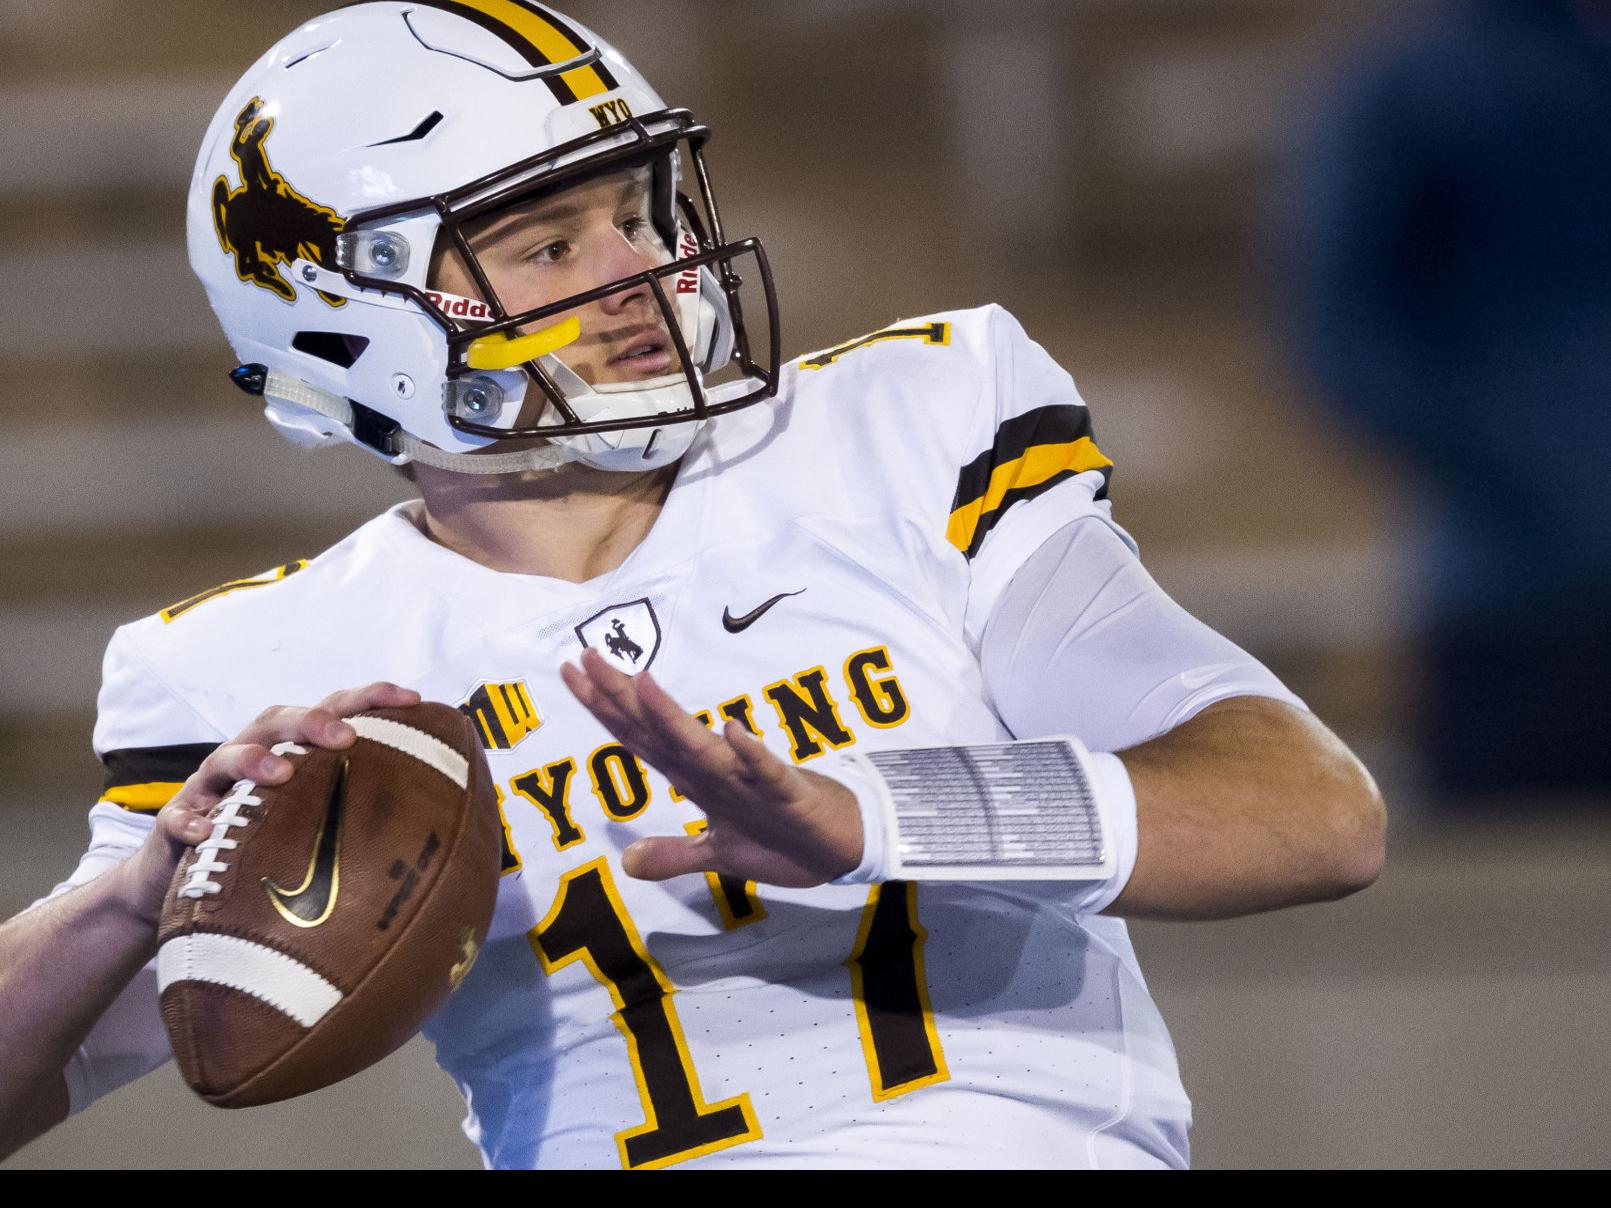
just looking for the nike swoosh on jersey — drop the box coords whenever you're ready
[722,590,805,634]
[262,757,346,928]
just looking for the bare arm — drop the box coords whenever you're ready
[561,665,1383,919]
[1111,694,1385,920]
[0,852,171,1156]
[0,683,420,1160]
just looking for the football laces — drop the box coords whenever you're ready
[178,742,307,900]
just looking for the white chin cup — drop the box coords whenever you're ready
[544,259,733,472]
[538,360,703,472]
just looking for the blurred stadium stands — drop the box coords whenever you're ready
[2,0,1605,1169]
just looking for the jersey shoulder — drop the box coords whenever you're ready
[711,305,1112,562]
[787,303,1017,415]
[94,509,419,759]
[114,511,397,659]
[786,302,1098,465]
[793,303,1006,376]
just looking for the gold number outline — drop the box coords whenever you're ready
[530,857,762,1169]
[847,881,950,1100]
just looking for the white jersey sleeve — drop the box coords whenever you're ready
[791,304,1299,751]
[40,624,234,1114]
[93,621,228,818]
[792,305,1127,646]
[980,518,1307,754]
[847,307,1304,750]
[937,307,1131,644]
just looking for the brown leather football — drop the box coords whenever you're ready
[156,702,501,1108]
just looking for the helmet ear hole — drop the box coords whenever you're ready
[291,331,370,369]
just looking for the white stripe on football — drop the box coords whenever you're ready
[157,932,343,1028]
[345,715,469,789]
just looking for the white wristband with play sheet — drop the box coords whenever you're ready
[821,736,1140,913]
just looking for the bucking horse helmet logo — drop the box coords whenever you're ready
[211,98,346,308]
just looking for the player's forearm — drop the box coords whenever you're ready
[1106,697,1386,921]
[0,862,157,1154]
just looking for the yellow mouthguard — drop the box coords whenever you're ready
[465,316,582,371]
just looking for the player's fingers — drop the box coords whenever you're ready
[562,658,638,733]
[563,659,728,792]
[156,797,216,846]
[221,741,296,784]
[724,722,798,798]
[232,704,351,752]
[621,833,714,882]
[321,680,421,720]
[294,707,358,750]
[636,671,743,769]
[232,683,418,755]
[566,663,744,803]
[559,659,597,707]
[561,661,664,757]
[578,649,656,728]
[634,709,781,817]
[624,670,752,784]
[170,742,293,811]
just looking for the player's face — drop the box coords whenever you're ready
[430,166,679,389]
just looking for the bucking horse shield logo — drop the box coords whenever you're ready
[211,97,346,308]
[575,600,663,677]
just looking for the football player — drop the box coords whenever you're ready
[0,2,1384,1169]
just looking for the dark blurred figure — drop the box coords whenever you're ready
[1286,0,1611,809]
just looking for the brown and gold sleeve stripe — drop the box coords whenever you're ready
[947,405,1114,560]
[100,742,218,814]
[411,0,618,104]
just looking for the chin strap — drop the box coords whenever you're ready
[259,371,576,475]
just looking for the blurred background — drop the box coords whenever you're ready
[2,0,1607,1170]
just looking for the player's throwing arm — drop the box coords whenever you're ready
[0,682,420,1158]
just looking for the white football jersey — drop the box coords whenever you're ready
[76,306,1221,1169]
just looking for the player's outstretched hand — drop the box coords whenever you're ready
[561,650,863,888]
[120,682,422,926]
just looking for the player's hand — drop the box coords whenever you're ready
[117,682,422,926]
[560,650,863,888]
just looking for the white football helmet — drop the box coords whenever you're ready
[188,0,779,474]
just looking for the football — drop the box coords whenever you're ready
[156,703,502,1108]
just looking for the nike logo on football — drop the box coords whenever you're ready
[262,757,345,928]
[723,589,805,634]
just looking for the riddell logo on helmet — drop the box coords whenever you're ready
[425,290,495,323]
[676,231,700,296]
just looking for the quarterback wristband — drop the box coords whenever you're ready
[826,738,1139,909]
